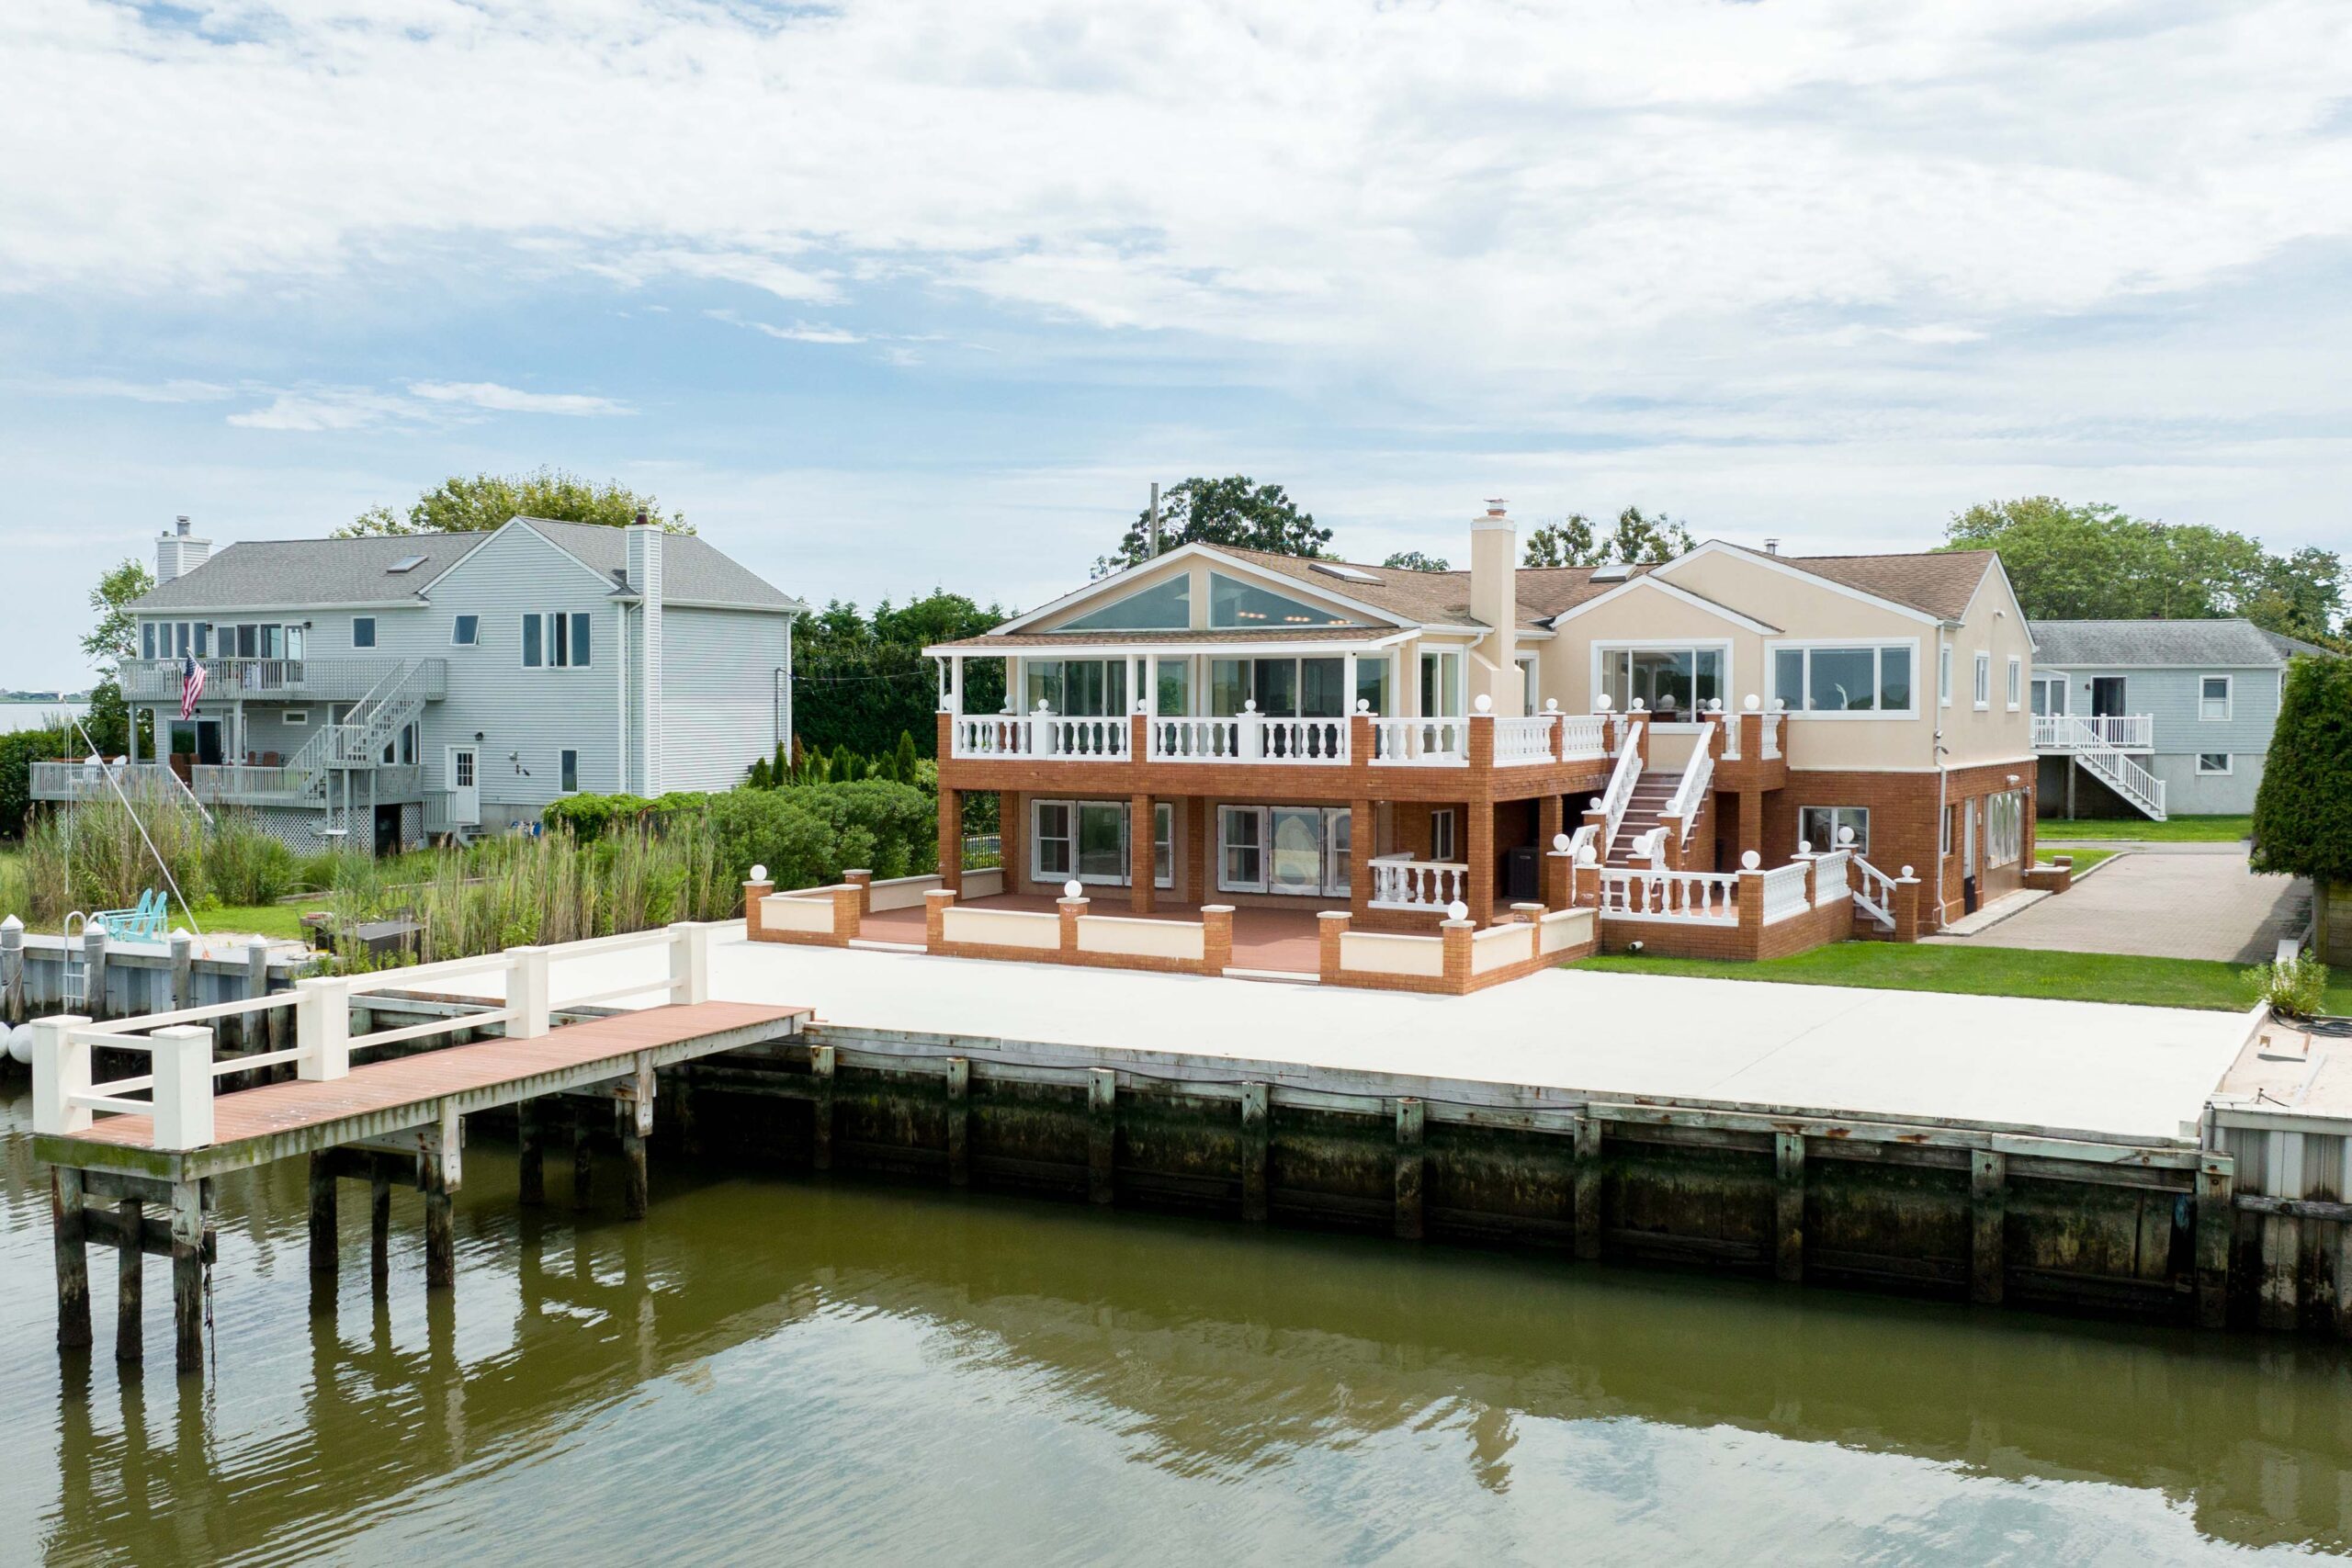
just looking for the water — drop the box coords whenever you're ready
[4,1089,2348,1567]
[0,702,87,736]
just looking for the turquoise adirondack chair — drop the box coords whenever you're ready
[90,890,166,942]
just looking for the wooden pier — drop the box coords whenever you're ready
[29,923,808,1373]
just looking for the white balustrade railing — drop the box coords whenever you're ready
[1557,714,1609,761]
[1758,862,1810,924]
[1367,855,1471,910]
[1372,717,1469,765]
[1594,737,1643,855]
[1851,853,1899,929]
[1149,716,1240,761]
[1494,715,1556,766]
[1663,736,1713,843]
[1041,715,1131,757]
[1760,712,1782,759]
[1597,867,1738,923]
[953,715,1044,758]
[1809,849,1851,908]
[2032,714,2154,751]
[32,923,722,1152]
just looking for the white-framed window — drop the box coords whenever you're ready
[2196,752,2233,775]
[1418,649,1466,718]
[2199,674,2232,721]
[560,749,579,793]
[281,709,310,726]
[1218,805,1351,896]
[1939,803,1953,856]
[1034,799,1171,888]
[1594,642,1727,721]
[353,616,377,649]
[1939,644,1953,708]
[1430,807,1457,863]
[1985,791,2024,868]
[1768,642,1917,716]
[453,615,480,647]
[2005,657,2022,710]
[523,611,592,669]
[1798,806,1870,855]
[1973,652,1991,710]
[1516,653,1540,716]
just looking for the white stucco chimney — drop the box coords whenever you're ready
[627,516,664,795]
[156,514,211,584]
[1469,499,1519,710]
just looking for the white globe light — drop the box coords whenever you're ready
[1744,694,1760,712]
[1552,832,1571,852]
[1473,693,1494,714]
[1900,865,1915,879]
[1595,694,1613,711]
[1796,839,1811,856]
[1063,880,1083,900]
[1545,698,1559,712]
[1576,846,1598,866]
[750,863,768,882]
[1445,900,1470,923]
[1838,826,1855,845]
[1741,850,1761,870]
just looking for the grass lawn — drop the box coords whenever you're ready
[2040,846,2117,874]
[2036,815,2249,842]
[1580,942,2352,1015]
[187,901,322,942]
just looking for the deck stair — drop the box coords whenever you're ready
[2070,744,2166,820]
[1605,778,1683,867]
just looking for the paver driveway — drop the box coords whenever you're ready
[1934,849,2305,963]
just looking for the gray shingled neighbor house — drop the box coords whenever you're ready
[32,515,805,852]
[2028,618,2333,818]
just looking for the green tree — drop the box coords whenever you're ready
[1098,477,1329,574]
[83,558,153,676]
[1382,550,1451,572]
[793,590,1010,759]
[340,467,693,537]
[1940,497,2344,641]
[2252,656,2352,886]
[892,729,921,784]
[1522,508,1691,568]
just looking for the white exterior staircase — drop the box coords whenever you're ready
[2031,715,2165,820]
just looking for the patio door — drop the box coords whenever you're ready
[1268,807,1325,895]
[2089,677,2126,718]
[446,745,480,826]
[1221,805,1351,897]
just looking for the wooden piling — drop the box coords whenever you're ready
[1239,1082,1270,1224]
[1970,1151,2006,1305]
[117,1197,142,1365]
[170,1181,204,1374]
[1774,1132,1805,1284]
[1393,1099,1425,1241]
[83,929,108,1021]
[424,1111,458,1291]
[944,1057,971,1188]
[168,931,194,1013]
[1087,1068,1116,1206]
[1573,1113,1602,1261]
[2259,1213,2301,1331]
[811,1043,837,1172]
[623,1057,654,1221]
[54,1168,93,1350]
[369,1163,392,1292]
[517,1101,545,1206]
[2,917,25,1026]
[308,1153,338,1277]
[572,1124,594,1213]
[2195,1156,2233,1329]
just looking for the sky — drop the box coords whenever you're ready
[4,0,2351,689]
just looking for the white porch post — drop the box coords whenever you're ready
[951,655,966,715]
[1343,652,1357,716]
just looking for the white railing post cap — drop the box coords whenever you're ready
[1741,850,1761,870]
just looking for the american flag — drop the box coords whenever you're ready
[179,653,207,719]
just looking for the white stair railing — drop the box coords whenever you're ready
[1849,852,1898,930]
[1592,722,1643,857]
[1662,736,1713,845]
[2075,746,2167,819]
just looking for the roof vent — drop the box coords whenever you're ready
[386,554,428,574]
[1591,562,1634,581]
[1763,537,1781,556]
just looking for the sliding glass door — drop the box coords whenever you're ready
[1218,806,1351,897]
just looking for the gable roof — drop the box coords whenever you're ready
[2030,618,2328,668]
[130,518,804,615]
[1782,549,1997,622]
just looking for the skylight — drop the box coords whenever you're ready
[1590,563,1634,581]
[1310,561,1382,584]
[386,555,429,574]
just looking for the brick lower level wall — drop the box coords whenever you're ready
[1759,761,2035,931]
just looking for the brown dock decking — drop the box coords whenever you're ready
[57,1000,810,1163]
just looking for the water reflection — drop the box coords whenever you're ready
[5,1091,2349,1564]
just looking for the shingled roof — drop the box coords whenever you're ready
[2030,618,2331,668]
[132,517,802,614]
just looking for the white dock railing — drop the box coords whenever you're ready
[33,923,722,1153]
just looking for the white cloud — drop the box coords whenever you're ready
[407,380,630,415]
[705,309,865,344]
[226,389,420,432]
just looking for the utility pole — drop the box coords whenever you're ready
[1148,481,1161,559]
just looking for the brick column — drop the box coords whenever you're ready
[1441,916,1474,992]
[924,888,956,951]
[828,883,862,942]
[1736,867,1765,957]
[1573,851,1601,907]
[1739,789,1762,865]
[844,868,874,916]
[1544,848,1574,910]
[1351,798,1375,922]
[1187,796,1209,905]
[1001,792,1025,895]
[1318,911,1350,984]
[1129,710,1149,767]
[1465,799,1496,926]
[1739,711,1761,761]
[1057,891,1088,961]
[1129,792,1156,914]
[1893,869,1922,942]
[1539,793,1563,852]
[938,788,963,895]
[1201,905,1234,973]
[741,875,774,931]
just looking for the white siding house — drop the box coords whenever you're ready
[68,515,805,851]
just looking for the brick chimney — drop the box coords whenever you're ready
[156,514,211,584]
[1469,499,1518,709]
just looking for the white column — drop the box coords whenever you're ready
[150,1025,216,1152]
[31,1015,93,1135]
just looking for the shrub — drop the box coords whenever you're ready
[0,724,74,840]
[541,792,655,841]
[704,789,837,889]
[2247,952,2330,1018]
[783,779,935,880]
[203,813,299,904]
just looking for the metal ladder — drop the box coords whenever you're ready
[61,912,87,1010]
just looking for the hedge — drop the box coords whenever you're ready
[2252,654,2352,886]
[549,779,937,891]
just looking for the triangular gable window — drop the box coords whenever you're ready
[1062,575,1191,632]
[1208,572,1361,629]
